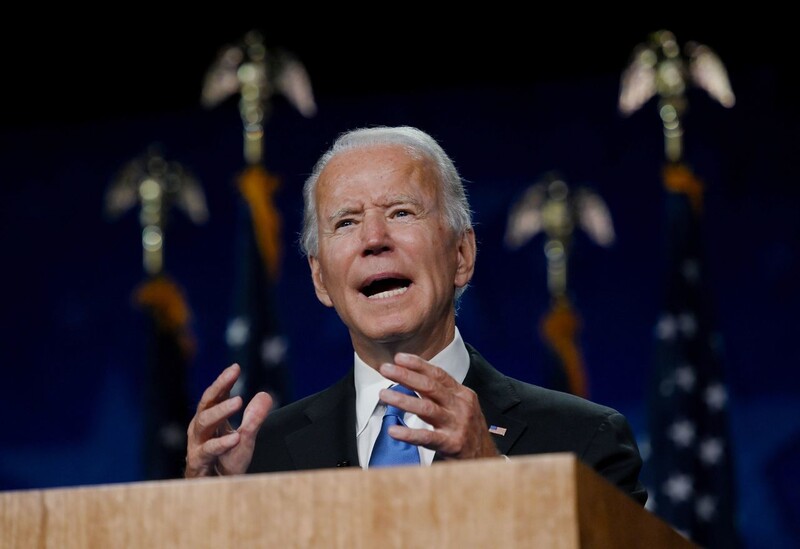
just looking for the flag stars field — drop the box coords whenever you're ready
[226,316,251,347]
[663,473,694,503]
[655,314,678,340]
[260,335,288,365]
[668,419,697,447]
[699,438,724,465]
[674,365,696,391]
[704,383,728,410]
[677,313,697,338]
[695,495,717,521]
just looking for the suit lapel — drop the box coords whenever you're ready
[285,371,360,469]
[457,344,527,456]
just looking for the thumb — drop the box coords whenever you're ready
[239,391,273,439]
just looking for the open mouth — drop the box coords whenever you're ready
[361,278,411,299]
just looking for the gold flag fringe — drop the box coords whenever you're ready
[663,163,704,215]
[133,275,196,359]
[540,295,589,398]
[238,164,282,281]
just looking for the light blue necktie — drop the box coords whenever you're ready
[369,384,421,468]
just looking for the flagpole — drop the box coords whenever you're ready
[201,30,316,416]
[619,29,741,547]
[104,146,208,479]
[505,171,615,398]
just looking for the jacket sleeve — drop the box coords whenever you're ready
[579,410,648,506]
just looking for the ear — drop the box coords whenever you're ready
[454,228,477,289]
[308,255,334,307]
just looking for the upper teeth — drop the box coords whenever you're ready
[368,286,408,299]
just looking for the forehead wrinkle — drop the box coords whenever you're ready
[377,192,424,208]
[318,150,439,221]
[325,189,428,217]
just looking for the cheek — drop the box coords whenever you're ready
[426,231,458,263]
[317,253,350,291]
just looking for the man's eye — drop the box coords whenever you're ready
[393,210,411,218]
[335,219,354,229]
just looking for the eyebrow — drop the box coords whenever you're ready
[326,194,424,223]
[327,206,360,223]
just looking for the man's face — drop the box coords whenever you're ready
[308,144,475,360]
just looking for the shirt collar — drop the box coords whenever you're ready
[354,327,470,434]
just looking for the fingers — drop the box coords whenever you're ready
[187,391,272,478]
[190,364,243,439]
[377,353,462,419]
[202,391,274,477]
[193,395,243,439]
[200,431,242,462]
[382,353,458,395]
[239,391,272,439]
[184,431,241,478]
[197,363,241,413]
[377,352,499,460]
[185,364,246,478]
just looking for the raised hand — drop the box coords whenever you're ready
[184,363,272,477]
[377,353,500,460]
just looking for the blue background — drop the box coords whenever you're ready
[1,18,797,548]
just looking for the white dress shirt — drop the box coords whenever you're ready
[354,327,471,468]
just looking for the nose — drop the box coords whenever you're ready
[361,212,392,256]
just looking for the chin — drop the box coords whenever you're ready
[360,319,417,344]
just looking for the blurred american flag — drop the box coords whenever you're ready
[641,164,741,548]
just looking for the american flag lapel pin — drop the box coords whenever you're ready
[488,425,507,436]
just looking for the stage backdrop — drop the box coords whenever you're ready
[1,50,798,549]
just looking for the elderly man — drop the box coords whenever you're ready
[185,125,646,505]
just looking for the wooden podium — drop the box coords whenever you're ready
[0,453,695,548]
